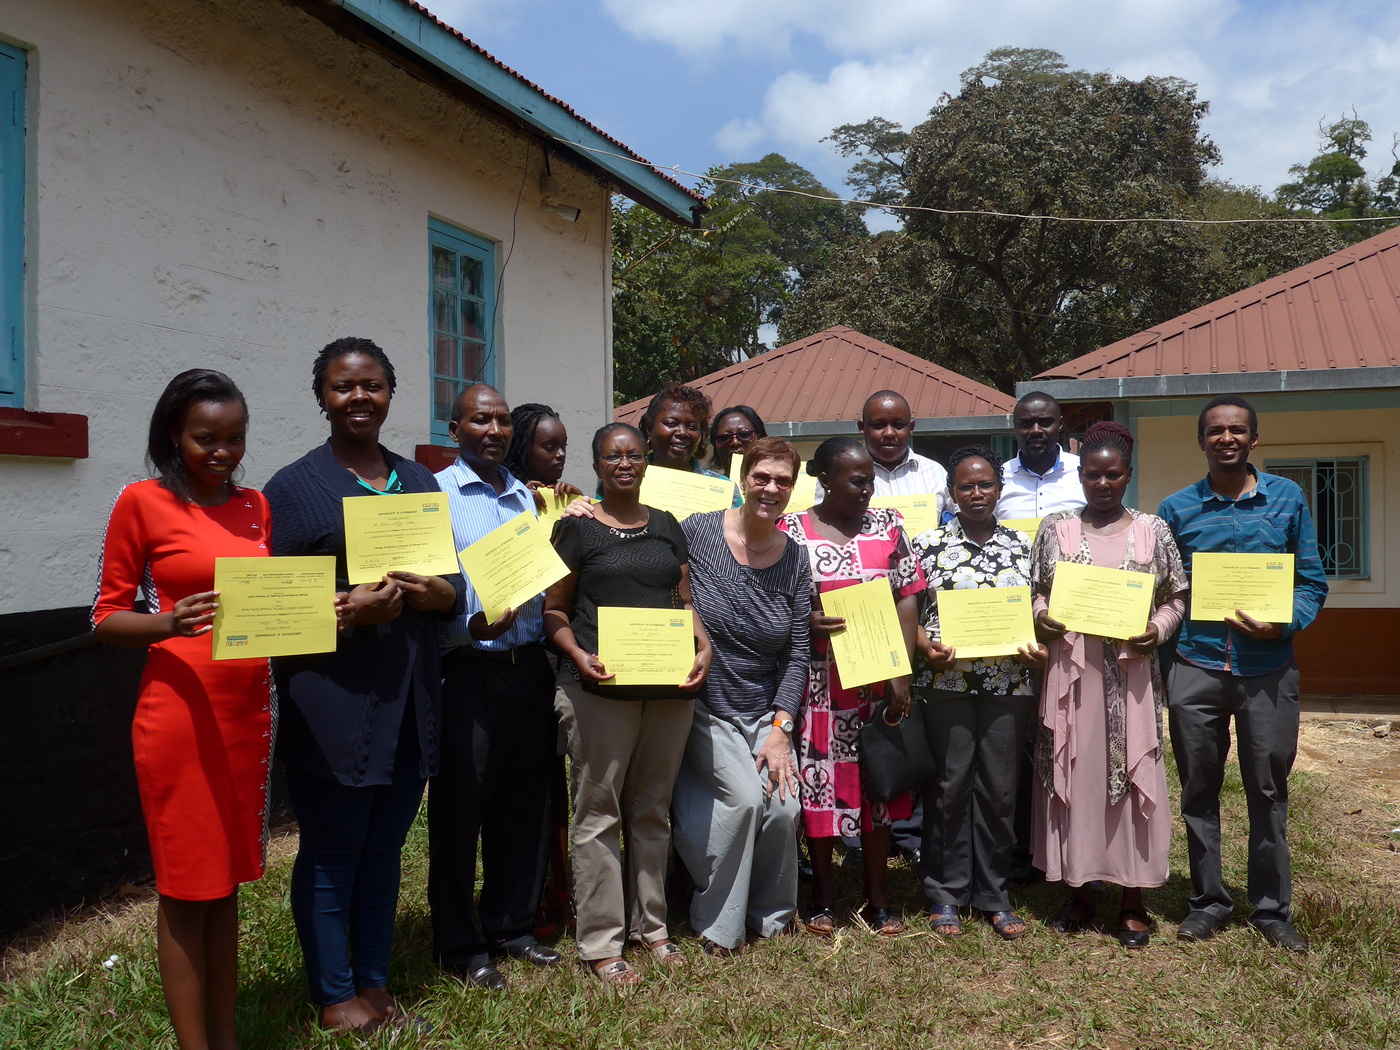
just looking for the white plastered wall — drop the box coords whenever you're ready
[0,0,616,615]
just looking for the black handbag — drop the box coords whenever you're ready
[859,694,937,802]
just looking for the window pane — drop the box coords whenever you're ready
[461,299,485,342]
[433,289,457,334]
[460,256,483,298]
[434,379,456,423]
[434,336,458,379]
[432,246,456,288]
[462,341,485,383]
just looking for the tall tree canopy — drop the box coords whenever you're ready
[1276,114,1400,242]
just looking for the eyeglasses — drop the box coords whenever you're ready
[954,481,999,494]
[601,452,646,464]
[748,472,794,490]
[719,429,756,443]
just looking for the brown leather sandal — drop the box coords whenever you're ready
[591,958,641,985]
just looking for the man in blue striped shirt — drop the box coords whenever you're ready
[1157,395,1328,953]
[427,384,561,990]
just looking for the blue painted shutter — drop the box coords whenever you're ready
[0,42,24,405]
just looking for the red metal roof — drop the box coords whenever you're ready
[400,1,704,208]
[614,326,1017,426]
[1039,225,1400,380]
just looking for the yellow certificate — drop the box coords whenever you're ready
[821,579,912,690]
[638,467,734,521]
[870,494,942,540]
[1190,552,1295,622]
[342,492,459,584]
[212,556,337,660]
[786,471,820,512]
[936,586,1036,659]
[457,511,569,622]
[1001,517,1044,541]
[530,488,574,521]
[1048,561,1155,639]
[596,607,695,686]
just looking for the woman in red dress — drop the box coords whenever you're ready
[93,369,286,1050]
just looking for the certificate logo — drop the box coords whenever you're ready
[1126,580,1144,589]
[1266,561,1285,571]
[668,617,686,629]
[225,635,249,647]
[421,504,440,512]
[1005,595,1023,604]
[515,523,533,537]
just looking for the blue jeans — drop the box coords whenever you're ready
[286,729,425,1006]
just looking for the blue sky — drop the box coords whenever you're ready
[429,0,1400,210]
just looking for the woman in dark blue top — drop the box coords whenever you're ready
[264,338,462,1035]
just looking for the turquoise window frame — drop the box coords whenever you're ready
[0,41,25,407]
[427,219,495,444]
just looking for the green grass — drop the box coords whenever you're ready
[3,741,1398,1050]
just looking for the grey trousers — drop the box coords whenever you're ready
[918,690,1036,913]
[1166,659,1301,923]
[554,670,694,961]
[672,703,800,950]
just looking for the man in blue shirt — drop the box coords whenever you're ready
[428,384,561,989]
[1157,395,1328,952]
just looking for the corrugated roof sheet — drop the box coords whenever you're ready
[614,326,1017,426]
[1039,224,1400,380]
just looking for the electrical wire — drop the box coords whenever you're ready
[556,134,1400,228]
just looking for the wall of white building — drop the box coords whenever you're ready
[0,0,614,616]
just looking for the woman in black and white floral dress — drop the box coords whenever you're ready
[911,444,1047,940]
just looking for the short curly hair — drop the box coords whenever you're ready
[640,382,713,462]
[311,337,397,409]
[946,443,1004,488]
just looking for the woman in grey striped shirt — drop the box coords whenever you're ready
[672,437,812,954]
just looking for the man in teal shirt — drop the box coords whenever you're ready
[1157,395,1327,952]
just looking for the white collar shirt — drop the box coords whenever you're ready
[871,448,948,517]
[996,449,1084,520]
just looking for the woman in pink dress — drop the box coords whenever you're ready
[1029,422,1188,948]
[778,436,924,937]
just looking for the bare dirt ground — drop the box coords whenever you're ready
[1295,718,1400,884]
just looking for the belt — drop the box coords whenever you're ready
[451,642,545,665]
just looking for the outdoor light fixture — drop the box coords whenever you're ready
[550,203,582,222]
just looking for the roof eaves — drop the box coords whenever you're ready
[323,0,706,226]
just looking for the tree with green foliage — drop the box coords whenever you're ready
[1276,114,1400,243]
[610,197,786,405]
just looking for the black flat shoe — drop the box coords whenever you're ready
[1248,918,1308,953]
[1117,909,1150,949]
[1177,911,1225,942]
[450,963,508,991]
[505,941,563,967]
[1047,898,1095,934]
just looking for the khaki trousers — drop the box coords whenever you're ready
[554,669,694,960]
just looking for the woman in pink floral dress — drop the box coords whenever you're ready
[778,436,924,936]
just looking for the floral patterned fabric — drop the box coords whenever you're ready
[910,518,1036,698]
[777,507,925,838]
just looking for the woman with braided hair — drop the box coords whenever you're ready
[1029,421,1188,948]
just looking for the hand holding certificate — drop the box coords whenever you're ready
[1190,552,1295,623]
[343,492,459,584]
[1047,561,1155,639]
[936,585,1036,659]
[212,556,338,659]
[457,511,569,621]
[820,579,912,690]
[638,468,734,521]
[596,607,696,686]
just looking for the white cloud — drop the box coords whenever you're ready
[667,0,1400,194]
[420,0,534,38]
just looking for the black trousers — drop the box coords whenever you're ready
[428,647,555,969]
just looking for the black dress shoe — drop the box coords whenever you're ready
[1117,910,1150,949]
[1177,911,1225,942]
[1248,918,1308,953]
[451,963,508,990]
[505,942,563,967]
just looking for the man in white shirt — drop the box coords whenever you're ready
[858,390,948,516]
[997,392,1084,520]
